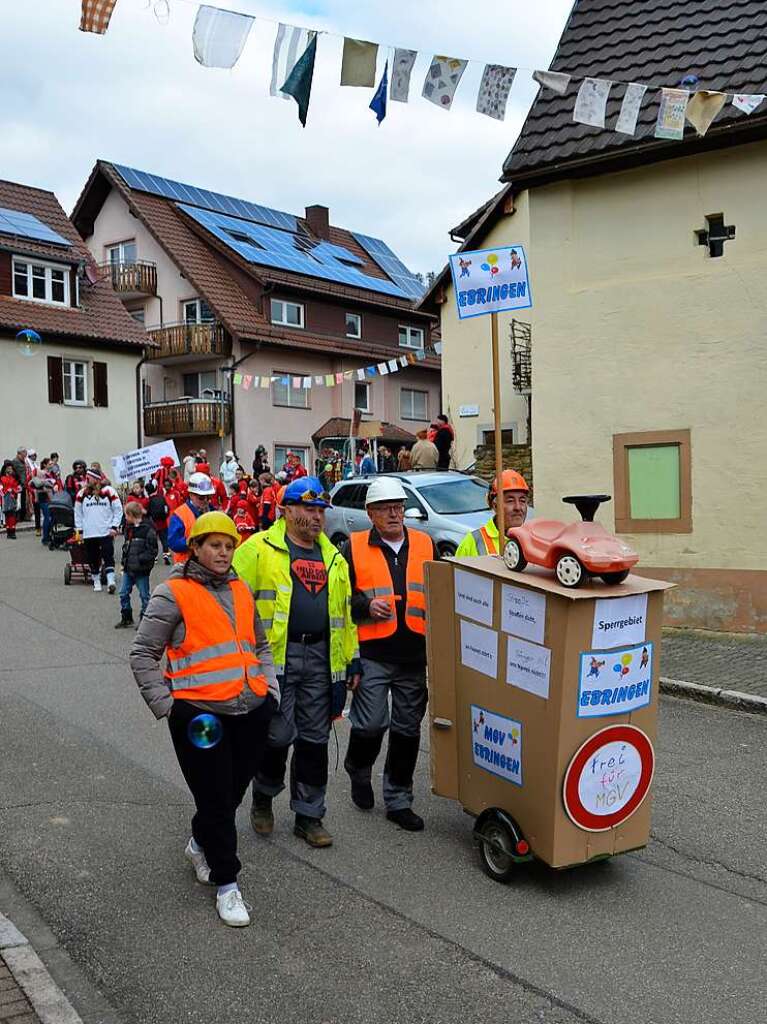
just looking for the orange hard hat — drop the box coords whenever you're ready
[489,469,529,499]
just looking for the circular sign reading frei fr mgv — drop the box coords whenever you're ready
[563,725,655,832]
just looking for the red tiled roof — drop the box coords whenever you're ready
[0,179,147,347]
[312,418,417,443]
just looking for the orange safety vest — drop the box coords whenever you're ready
[164,578,267,701]
[477,524,498,556]
[350,528,431,641]
[172,503,198,564]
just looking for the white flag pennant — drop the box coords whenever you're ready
[387,359,398,373]
[422,55,468,110]
[732,93,766,115]
[477,64,516,121]
[193,5,255,69]
[573,77,612,128]
[377,362,389,375]
[615,82,647,135]
[533,70,571,95]
[303,376,312,389]
[399,356,408,368]
[356,368,366,380]
[270,23,312,99]
[655,88,689,140]
[314,375,323,385]
[390,48,418,102]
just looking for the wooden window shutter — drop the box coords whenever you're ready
[47,356,63,404]
[93,361,108,408]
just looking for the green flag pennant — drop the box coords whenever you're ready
[281,32,317,127]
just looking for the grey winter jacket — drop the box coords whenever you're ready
[129,559,280,720]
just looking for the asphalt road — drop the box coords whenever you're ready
[0,536,765,1024]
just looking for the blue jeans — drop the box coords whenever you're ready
[119,572,151,616]
[40,503,51,544]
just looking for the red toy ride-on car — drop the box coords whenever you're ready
[502,495,639,588]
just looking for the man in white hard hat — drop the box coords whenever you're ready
[167,472,216,563]
[341,477,436,831]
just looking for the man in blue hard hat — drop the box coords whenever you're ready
[232,476,359,848]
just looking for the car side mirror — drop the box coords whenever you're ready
[404,508,426,520]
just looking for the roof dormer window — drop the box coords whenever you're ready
[12,257,70,306]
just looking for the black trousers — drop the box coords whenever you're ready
[169,698,274,886]
[84,535,115,575]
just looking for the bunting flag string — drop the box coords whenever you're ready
[86,1,767,140]
[228,341,441,395]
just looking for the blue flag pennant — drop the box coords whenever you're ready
[370,60,389,124]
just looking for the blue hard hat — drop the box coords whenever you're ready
[282,476,332,508]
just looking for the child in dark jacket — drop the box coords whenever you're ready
[115,502,158,629]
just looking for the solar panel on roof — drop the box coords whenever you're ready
[112,163,298,232]
[0,207,71,248]
[176,204,412,299]
[352,232,424,300]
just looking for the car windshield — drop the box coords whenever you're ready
[417,478,488,515]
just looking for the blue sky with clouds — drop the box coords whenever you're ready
[3,0,573,274]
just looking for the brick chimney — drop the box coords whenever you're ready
[305,205,330,240]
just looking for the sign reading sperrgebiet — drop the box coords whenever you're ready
[448,245,532,320]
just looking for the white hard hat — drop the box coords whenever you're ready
[225,450,235,459]
[188,472,216,496]
[365,477,408,506]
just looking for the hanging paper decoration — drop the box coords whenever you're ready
[399,356,408,368]
[356,368,366,380]
[242,374,253,390]
[233,372,243,385]
[341,38,378,87]
[476,65,516,121]
[377,362,389,374]
[80,0,118,34]
[270,24,312,99]
[366,366,377,377]
[260,377,270,388]
[292,376,302,388]
[370,60,389,125]
[325,374,334,387]
[422,56,468,110]
[335,372,344,384]
[533,70,571,95]
[655,88,689,139]
[387,359,398,373]
[615,83,647,135]
[192,5,254,69]
[573,78,612,128]
[415,349,427,360]
[390,49,418,102]
[314,375,324,385]
[303,376,312,389]
[281,33,318,127]
[343,370,354,380]
[685,91,727,136]
[732,93,766,114]
[433,342,442,355]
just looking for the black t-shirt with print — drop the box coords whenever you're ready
[287,537,329,635]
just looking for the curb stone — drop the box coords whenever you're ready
[0,914,82,1024]
[660,676,767,716]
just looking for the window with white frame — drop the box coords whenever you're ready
[401,387,428,421]
[275,445,309,469]
[63,360,88,406]
[272,372,310,409]
[346,312,362,338]
[106,239,137,264]
[398,325,424,350]
[354,380,370,413]
[13,258,69,306]
[271,298,305,328]
[182,298,214,324]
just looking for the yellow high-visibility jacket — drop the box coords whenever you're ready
[455,517,499,558]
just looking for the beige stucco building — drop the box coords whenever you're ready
[423,0,767,631]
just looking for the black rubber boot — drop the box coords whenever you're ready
[386,808,425,832]
[114,609,134,629]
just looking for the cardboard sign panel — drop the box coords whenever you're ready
[111,439,179,483]
[449,244,533,320]
[577,642,653,718]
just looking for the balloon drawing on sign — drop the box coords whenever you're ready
[621,654,632,666]
[187,713,223,749]
[16,329,42,358]
[621,666,630,676]
[481,263,490,271]
[487,254,498,265]
[613,664,622,674]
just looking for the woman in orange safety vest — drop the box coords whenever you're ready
[130,511,280,928]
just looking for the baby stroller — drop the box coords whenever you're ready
[48,491,75,550]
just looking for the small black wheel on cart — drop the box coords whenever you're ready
[64,564,72,586]
[475,810,530,884]
[503,538,527,572]
[601,570,630,585]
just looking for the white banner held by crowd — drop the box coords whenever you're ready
[111,440,179,483]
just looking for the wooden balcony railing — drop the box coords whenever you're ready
[101,260,157,295]
[143,399,231,438]
[146,322,232,361]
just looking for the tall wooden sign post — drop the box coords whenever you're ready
[448,246,533,552]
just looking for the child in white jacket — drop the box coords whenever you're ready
[74,470,124,593]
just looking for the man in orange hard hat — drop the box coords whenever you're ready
[455,469,529,557]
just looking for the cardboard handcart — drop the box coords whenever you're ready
[425,557,674,881]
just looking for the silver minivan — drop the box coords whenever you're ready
[325,472,491,557]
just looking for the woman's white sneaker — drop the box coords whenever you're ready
[216,888,250,927]
[184,839,214,885]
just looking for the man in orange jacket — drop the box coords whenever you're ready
[341,477,435,832]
